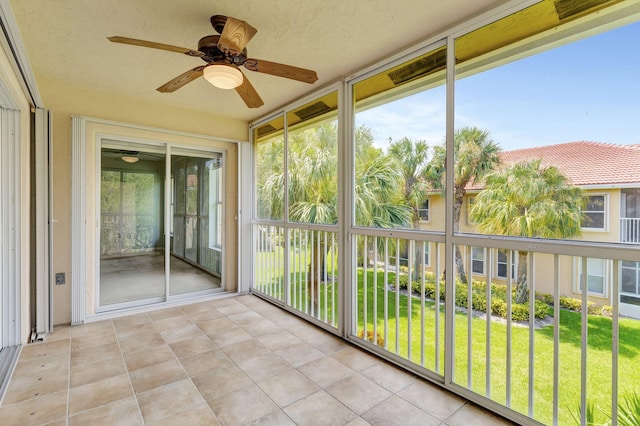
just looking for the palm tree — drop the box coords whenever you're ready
[257,123,411,311]
[388,137,432,277]
[428,127,501,283]
[286,122,338,312]
[354,128,412,229]
[288,123,338,225]
[389,137,431,227]
[256,136,285,220]
[470,159,585,303]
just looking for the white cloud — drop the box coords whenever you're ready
[356,92,446,150]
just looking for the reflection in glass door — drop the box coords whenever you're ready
[98,146,224,310]
[170,155,222,295]
[99,147,166,306]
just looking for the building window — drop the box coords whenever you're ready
[582,194,607,230]
[621,261,640,299]
[423,242,431,267]
[471,246,485,275]
[418,199,430,222]
[497,249,516,280]
[467,196,477,225]
[575,257,608,297]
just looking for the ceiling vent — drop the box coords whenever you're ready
[256,124,277,138]
[387,49,446,86]
[293,101,331,121]
[554,0,618,20]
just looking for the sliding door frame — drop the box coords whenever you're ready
[71,116,242,323]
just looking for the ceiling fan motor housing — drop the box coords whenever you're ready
[198,35,246,65]
[210,15,228,34]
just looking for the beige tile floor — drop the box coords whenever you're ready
[0,295,515,426]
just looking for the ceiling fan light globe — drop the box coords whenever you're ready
[203,64,243,89]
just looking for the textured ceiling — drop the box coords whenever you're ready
[10,0,504,122]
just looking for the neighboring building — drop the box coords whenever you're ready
[420,141,640,318]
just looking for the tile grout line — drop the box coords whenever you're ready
[231,304,302,425]
[230,299,366,424]
[175,304,225,425]
[112,317,146,425]
[209,301,297,424]
[65,332,72,426]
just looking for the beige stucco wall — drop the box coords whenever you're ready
[581,188,621,244]
[38,76,248,325]
[421,195,446,232]
[419,191,622,307]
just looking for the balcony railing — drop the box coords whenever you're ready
[354,233,444,374]
[254,223,639,425]
[254,223,339,329]
[620,217,640,243]
[352,236,639,425]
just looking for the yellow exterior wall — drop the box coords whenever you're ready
[418,195,445,232]
[419,190,623,308]
[38,76,248,325]
[581,188,620,243]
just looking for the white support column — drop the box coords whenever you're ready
[34,108,50,338]
[71,116,86,325]
[338,79,351,339]
[0,107,22,346]
[237,140,253,293]
[444,34,456,387]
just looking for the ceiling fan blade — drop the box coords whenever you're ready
[108,36,204,57]
[218,17,257,56]
[235,74,264,108]
[243,59,318,84]
[156,66,205,93]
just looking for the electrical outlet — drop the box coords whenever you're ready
[55,272,65,285]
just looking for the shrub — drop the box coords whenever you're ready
[618,391,640,426]
[383,271,610,321]
[357,329,385,346]
[536,292,555,306]
[397,274,410,289]
[455,283,470,308]
[534,299,550,319]
[490,284,509,301]
[573,391,640,426]
[491,298,507,318]
[600,305,613,317]
[423,282,436,299]
[511,303,529,321]
[559,296,596,314]
[472,293,487,312]
[410,281,445,301]
[559,296,582,311]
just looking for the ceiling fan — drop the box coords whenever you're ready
[108,15,318,108]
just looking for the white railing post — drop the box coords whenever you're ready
[620,218,640,244]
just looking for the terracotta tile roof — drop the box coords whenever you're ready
[484,141,640,188]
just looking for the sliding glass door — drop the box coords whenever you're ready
[170,154,223,296]
[99,145,166,307]
[98,143,224,310]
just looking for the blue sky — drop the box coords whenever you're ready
[356,20,640,152]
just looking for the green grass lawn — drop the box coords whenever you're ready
[355,269,640,425]
[255,250,640,425]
